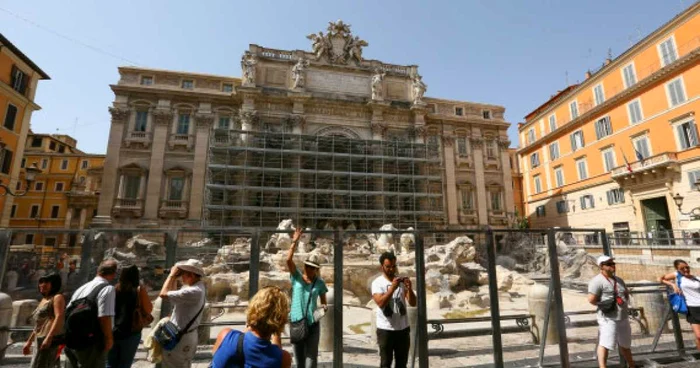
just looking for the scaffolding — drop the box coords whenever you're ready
[204,127,445,229]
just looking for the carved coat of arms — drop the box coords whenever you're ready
[306,20,368,64]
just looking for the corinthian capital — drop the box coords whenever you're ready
[497,139,511,149]
[152,110,174,126]
[195,113,215,128]
[441,134,455,147]
[469,136,484,148]
[108,107,131,123]
[287,114,306,128]
[370,122,387,137]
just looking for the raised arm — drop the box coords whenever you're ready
[659,271,681,294]
[287,228,303,274]
[373,278,400,309]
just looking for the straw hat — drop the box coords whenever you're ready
[304,254,322,269]
[175,259,205,276]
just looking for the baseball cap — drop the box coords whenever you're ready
[596,255,614,266]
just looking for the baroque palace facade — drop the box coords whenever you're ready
[94,21,514,230]
[518,3,700,237]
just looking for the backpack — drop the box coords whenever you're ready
[64,282,109,350]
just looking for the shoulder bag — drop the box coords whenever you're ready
[597,276,619,314]
[669,271,689,314]
[132,286,155,332]
[290,278,317,344]
[154,299,204,351]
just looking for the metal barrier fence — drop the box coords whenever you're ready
[0,227,697,367]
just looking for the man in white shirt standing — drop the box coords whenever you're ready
[371,252,417,368]
[65,259,117,367]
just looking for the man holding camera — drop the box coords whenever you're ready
[372,252,417,368]
[587,255,636,368]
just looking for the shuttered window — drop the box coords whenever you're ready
[595,117,613,140]
[677,120,699,150]
[3,104,18,131]
[659,38,678,66]
[570,130,585,151]
[667,78,686,107]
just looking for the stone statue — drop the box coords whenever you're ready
[371,69,386,101]
[346,36,368,63]
[412,73,427,104]
[307,32,329,60]
[291,57,310,89]
[241,52,258,87]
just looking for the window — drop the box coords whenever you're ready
[58,145,65,153]
[594,116,613,140]
[556,200,569,214]
[50,205,60,218]
[168,177,185,200]
[482,110,492,119]
[622,64,637,88]
[181,80,194,89]
[455,107,463,116]
[549,142,560,161]
[490,191,501,211]
[30,205,40,218]
[60,159,68,170]
[177,114,190,134]
[601,148,616,173]
[222,83,234,93]
[593,84,605,106]
[123,175,141,199]
[11,66,28,94]
[576,158,588,180]
[527,128,535,144]
[218,117,230,129]
[534,175,542,194]
[580,194,595,209]
[485,140,496,159]
[35,181,44,191]
[3,104,17,131]
[530,152,540,168]
[55,182,64,192]
[554,166,565,187]
[49,141,56,150]
[140,76,153,85]
[676,119,699,150]
[569,101,579,120]
[45,238,56,247]
[570,130,585,151]
[31,137,43,147]
[41,159,48,169]
[21,158,25,168]
[25,234,34,245]
[0,149,12,174]
[687,170,700,189]
[456,137,468,157]
[659,37,678,66]
[10,205,16,218]
[633,136,651,159]
[627,100,643,124]
[134,111,148,132]
[606,188,625,205]
[666,78,686,107]
[81,160,89,169]
[548,115,556,132]
[536,205,546,217]
[461,188,473,210]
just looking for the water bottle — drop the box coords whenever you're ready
[313,306,327,321]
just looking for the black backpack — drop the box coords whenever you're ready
[64,283,109,350]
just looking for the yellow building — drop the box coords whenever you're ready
[0,33,50,226]
[10,133,104,262]
[517,3,700,238]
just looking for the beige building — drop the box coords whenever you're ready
[94,21,514,230]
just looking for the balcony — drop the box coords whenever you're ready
[488,209,508,225]
[124,131,152,148]
[159,199,188,219]
[611,152,679,179]
[112,198,143,217]
[168,134,194,150]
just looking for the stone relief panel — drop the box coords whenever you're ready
[264,67,288,86]
[306,70,370,96]
[306,104,371,119]
[198,79,222,90]
[119,72,139,84]
[157,74,180,87]
[386,80,407,100]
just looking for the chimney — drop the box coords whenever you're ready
[585,70,592,79]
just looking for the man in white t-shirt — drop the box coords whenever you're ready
[371,252,417,368]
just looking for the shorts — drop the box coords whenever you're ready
[597,316,632,350]
[687,306,700,325]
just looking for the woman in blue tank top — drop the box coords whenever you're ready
[211,286,292,368]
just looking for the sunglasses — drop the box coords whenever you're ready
[602,262,616,266]
[681,266,691,271]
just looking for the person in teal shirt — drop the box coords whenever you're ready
[287,228,328,368]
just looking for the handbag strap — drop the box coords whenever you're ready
[301,277,318,322]
[177,296,205,338]
[234,332,246,365]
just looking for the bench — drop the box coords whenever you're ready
[427,314,534,341]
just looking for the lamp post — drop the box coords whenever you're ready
[0,163,41,196]
[673,179,700,219]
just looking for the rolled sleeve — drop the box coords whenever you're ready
[167,286,203,304]
[97,285,116,317]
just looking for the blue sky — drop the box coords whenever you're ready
[1,0,691,153]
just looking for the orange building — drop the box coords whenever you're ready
[10,133,104,263]
[508,148,524,219]
[517,3,700,238]
[0,33,50,226]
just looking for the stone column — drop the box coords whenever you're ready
[319,287,334,352]
[442,134,459,226]
[0,293,11,360]
[239,111,257,144]
[78,208,87,230]
[528,283,558,345]
[368,101,390,141]
[92,106,130,227]
[498,138,515,217]
[239,89,260,143]
[142,108,172,223]
[407,306,419,361]
[61,208,74,246]
[471,134,488,226]
[411,105,427,145]
[187,113,214,223]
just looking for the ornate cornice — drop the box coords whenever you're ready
[152,110,174,126]
[287,114,306,129]
[108,107,131,123]
[441,134,455,147]
[497,139,511,149]
[470,136,484,148]
[195,113,215,128]
[370,122,387,136]
[240,111,259,125]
